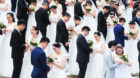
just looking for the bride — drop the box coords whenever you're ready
[125,21,139,74]
[114,45,132,78]
[26,0,40,40]
[85,32,105,78]
[0,13,16,77]
[48,43,67,78]
[47,5,61,43]
[20,26,40,78]
[69,16,83,75]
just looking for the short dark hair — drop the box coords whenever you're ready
[63,12,71,17]
[50,5,57,9]
[74,16,81,21]
[53,43,61,48]
[119,18,126,23]
[17,19,26,26]
[108,40,117,48]
[40,37,50,43]
[82,26,90,31]
[94,32,101,37]
[103,6,110,10]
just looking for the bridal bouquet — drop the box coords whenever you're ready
[88,40,93,47]
[30,41,38,47]
[129,32,135,37]
[0,22,6,29]
[29,4,36,12]
[113,18,118,25]
[121,55,128,62]
[86,6,92,13]
[47,54,57,63]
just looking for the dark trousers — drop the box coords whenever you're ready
[78,62,88,78]
[101,31,107,40]
[12,58,23,78]
[11,0,17,12]
[40,27,47,37]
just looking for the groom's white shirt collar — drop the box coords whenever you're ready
[16,28,21,35]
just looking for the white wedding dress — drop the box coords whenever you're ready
[125,28,139,74]
[20,36,40,78]
[85,41,104,78]
[47,12,61,43]
[0,23,15,77]
[0,2,9,23]
[69,24,83,75]
[48,53,67,78]
[114,55,132,78]
[26,5,40,40]
[106,16,115,44]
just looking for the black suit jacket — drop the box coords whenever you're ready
[35,7,50,29]
[0,30,2,35]
[74,2,84,18]
[59,0,66,14]
[97,11,107,32]
[133,16,140,26]
[17,0,28,20]
[56,19,68,44]
[10,29,25,59]
[137,40,140,63]
[76,34,92,63]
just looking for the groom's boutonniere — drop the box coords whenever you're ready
[88,40,93,47]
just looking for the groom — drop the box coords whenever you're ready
[31,37,50,78]
[10,20,30,78]
[114,18,128,47]
[77,26,93,78]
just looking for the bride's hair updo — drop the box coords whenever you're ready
[53,43,61,48]
[86,1,92,5]
[32,26,39,34]
[50,5,57,9]
[7,13,15,22]
[94,32,101,37]
[74,16,81,21]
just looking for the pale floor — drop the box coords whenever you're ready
[0,76,139,78]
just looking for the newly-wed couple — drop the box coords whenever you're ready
[76,26,105,78]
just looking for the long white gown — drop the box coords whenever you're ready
[83,7,97,33]
[0,2,8,23]
[69,24,83,75]
[20,36,40,78]
[106,17,115,44]
[0,23,15,77]
[125,28,139,74]
[85,41,104,78]
[48,53,67,78]
[26,5,40,40]
[47,12,61,43]
[114,55,132,78]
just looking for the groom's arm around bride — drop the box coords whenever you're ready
[76,26,93,78]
